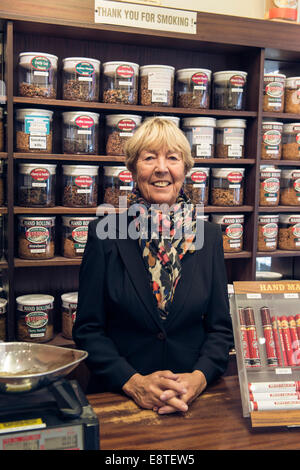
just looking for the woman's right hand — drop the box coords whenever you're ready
[122,371,188,412]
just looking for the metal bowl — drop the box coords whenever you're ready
[0,342,88,394]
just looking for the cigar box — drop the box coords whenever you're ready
[231,280,300,428]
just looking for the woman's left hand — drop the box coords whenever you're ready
[155,370,207,415]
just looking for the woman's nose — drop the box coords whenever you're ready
[155,156,168,173]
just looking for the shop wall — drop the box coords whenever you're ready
[159,0,264,19]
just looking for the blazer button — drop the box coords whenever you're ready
[157,332,165,340]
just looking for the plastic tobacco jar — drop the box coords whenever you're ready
[61,292,78,339]
[62,57,100,102]
[263,74,286,112]
[211,214,244,253]
[18,52,58,98]
[18,163,56,207]
[259,167,281,206]
[62,165,99,207]
[182,117,216,158]
[102,61,139,104]
[265,0,298,21]
[257,214,279,252]
[140,65,175,106]
[62,216,96,258]
[213,70,247,110]
[282,123,300,160]
[103,166,134,207]
[18,215,56,260]
[216,119,246,158]
[16,108,53,153]
[16,294,54,343]
[211,168,245,206]
[105,114,142,156]
[285,77,300,114]
[183,168,210,205]
[280,169,300,205]
[62,111,100,154]
[261,122,283,160]
[278,214,300,250]
[176,68,211,109]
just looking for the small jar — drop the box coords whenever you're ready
[176,68,211,109]
[182,117,216,158]
[216,119,246,158]
[263,73,286,112]
[103,166,134,207]
[18,216,55,260]
[16,294,54,343]
[213,70,247,110]
[257,214,279,252]
[0,298,7,341]
[62,111,100,155]
[261,122,283,160]
[280,169,300,205]
[62,216,96,258]
[211,168,245,206]
[102,61,139,104]
[183,168,210,205]
[211,214,244,253]
[0,107,4,152]
[278,214,300,251]
[62,57,100,102]
[0,160,4,206]
[282,123,300,160]
[105,114,142,156]
[18,52,58,99]
[140,65,175,107]
[61,292,78,339]
[62,165,99,207]
[18,163,56,207]
[285,77,300,114]
[259,167,281,206]
[16,108,53,153]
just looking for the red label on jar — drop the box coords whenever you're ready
[190,171,207,183]
[25,226,49,244]
[263,130,281,145]
[230,75,245,87]
[292,224,300,237]
[119,170,133,183]
[30,168,50,181]
[25,312,48,328]
[191,72,208,85]
[294,178,300,192]
[227,171,243,183]
[75,116,95,128]
[265,82,284,97]
[116,65,134,78]
[117,119,136,131]
[263,223,278,238]
[263,178,280,193]
[72,226,88,243]
[75,175,93,187]
[225,223,243,239]
[296,133,300,144]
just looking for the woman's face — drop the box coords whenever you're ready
[134,147,186,206]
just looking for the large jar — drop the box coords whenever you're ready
[62,216,96,258]
[282,123,300,160]
[176,68,211,109]
[62,57,100,102]
[257,214,279,252]
[0,298,7,341]
[261,121,283,160]
[183,168,210,205]
[278,214,300,251]
[0,107,3,152]
[102,61,139,104]
[285,77,300,114]
[61,292,78,339]
[211,214,244,253]
[18,215,56,260]
[103,166,134,207]
[216,119,246,158]
[16,294,54,343]
[263,73,286,112]
[18,163,56,207]
[105,114,142,156]
[140,65,175,106]
[62,164,99,207]
[18,52,58,99]
[259,167,281,207]
[16,108,53,153]
[182,117,216,158]
[62,111,100,155]
[280,168,300,205]
[213,70,247,110]
[211,168,245,206]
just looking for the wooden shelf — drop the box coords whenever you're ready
[14,206,99,214]
[259,206,300,212]
[260,160,300,166]
[0,152,8,159]
[224,251,252,259]
[256,250,300,257]
[0,207,7,214]
[14,256,82,267]
[204,205,253,213]
[262,112,300,120]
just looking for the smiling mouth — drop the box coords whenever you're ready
[152,181,171,187]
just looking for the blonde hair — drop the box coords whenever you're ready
[124,117,194,175]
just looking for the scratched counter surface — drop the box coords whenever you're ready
[87,375,300,450]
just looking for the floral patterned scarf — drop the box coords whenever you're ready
[129,188,197,319]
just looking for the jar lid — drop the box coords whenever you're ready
[264,73,286,79]
[182,117,216,127]
[279,214,300,224]
[186,167,210,178]
[102,61,139,77]
[176,68,212,81]
[62,216,97,226]
[140,64,175,74]
[63,57,100,64]
[16,294,54,307]
[281,168,300,178]
[258,214,279,222]
[212,168,245,178]
[213,70,247,82]
[155,116,180,126]
[19,52,58,67]
[104,166,133,179]
[16,108,53,120]
[283,123,300,133]
[18,215,56,223]
[62,165,99,176]
[262,121,283,128]
[105,114,142,127]
[285,77,300,86]
[260,167,281,176]
[61,291,78,305]
[19,163,57,175]
[216,119,246,128]
[62,111,100,124]
[211,214,244,224]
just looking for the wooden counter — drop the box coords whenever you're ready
[87,375,300,450]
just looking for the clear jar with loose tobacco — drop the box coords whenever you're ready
[18,163,56,207]
[261,121,283,160]
[257,214,279,252]
[62,216,96,258]
[285,77,300,114]
[61,292,78,339]
[213,70,247,110]
[182,117,216,158]
[105,114,142,156]
[62,165,99,207]
[211,168,245,206]
[183,168,210,205]
[62,57,100,102]
[211,214,244,252]
[18,215,56,260]
[280,168,300,205]
[216,119,246,158]
[282,123,300,160]
[103,166,134,207]
[16,108,53,153]
[18,52,58,99]
[263,73,286,112]
[259,167,281,206]
[102,61,139,104]
[176,68,211,109]
[278,214,300,251]
[16,294,54,343]
[140,65,175,106]
[62,111,100,155]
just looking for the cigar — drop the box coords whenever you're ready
[251,400,300,411]
[238,307,251,368]
[277,317,288,366]
[271,316,283,366]
[279,316,295,366]
[248,381,300,393]
[288,315,300,367]
[249,391,300,401]
[260,307,278,367]
[244,307,261,367]
[296,314,300,339]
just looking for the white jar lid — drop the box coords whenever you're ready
[285,77,300,87]
[211,214,244,224]
[283,123,300,133]
[62,111,100,124]
[281,168,300,178]
[212,168,245,178]
[103,61,139,77]
[61,291,78,306]
[262,121,283,128]
[16,108,53,120]
[104,166,133,179]
[279,214,300,224]
[260,167,281,176]
[62,165,99,176]
[62,216,97,226]
[186,167,210,177]
[264,73,286,79]
[63,57,100,70]
[18,215,56,223]
[176,68,212,82]
[258,214,279,222]
[19,52,58,67]
[16,294,54,307]
[213,70,247,83]
[155,116,180,126]
[19,163,57,175]
[216,119,246,128]
[140,64,175,75]
[105,114,142,127]
[182,117,216,127]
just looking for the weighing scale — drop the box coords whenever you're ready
[0,343,100,450]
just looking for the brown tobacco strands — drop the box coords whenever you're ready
[260,307,278,367]
[244,307,261,367]
[271,316,283,366]
[238,307,251,368]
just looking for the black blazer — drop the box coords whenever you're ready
[73,215,233,393]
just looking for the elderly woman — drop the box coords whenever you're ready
[73,117,233,415]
